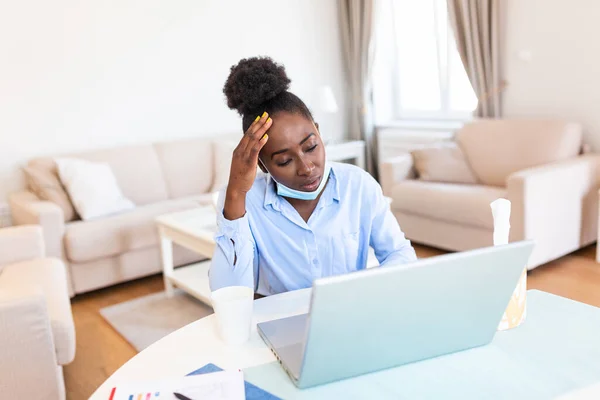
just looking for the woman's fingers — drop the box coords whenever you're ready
[227,115,270,195]
[236,112,269,151]
[248,131,269,161]
[246,112,269,139]
[243,115,272,154]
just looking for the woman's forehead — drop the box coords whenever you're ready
[268,112,315,143]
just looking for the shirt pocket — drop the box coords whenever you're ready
[331,231,360,275]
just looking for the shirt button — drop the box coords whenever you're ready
[312,259,318,265]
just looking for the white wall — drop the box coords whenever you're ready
[0,0,347,201]
[503,0,600,150]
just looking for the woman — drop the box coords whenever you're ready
[209,56,416,296]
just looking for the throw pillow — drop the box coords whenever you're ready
[55,158,135,220]
[411,142,478,184]
[23,164,78,222]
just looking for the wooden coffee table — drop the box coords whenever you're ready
[156,206,217,306]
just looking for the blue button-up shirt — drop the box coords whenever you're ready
[209,162,417,296]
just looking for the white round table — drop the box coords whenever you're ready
[90,288,311,399]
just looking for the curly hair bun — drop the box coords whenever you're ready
[223,56,291,116]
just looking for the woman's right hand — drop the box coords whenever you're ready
[224,112,272,220]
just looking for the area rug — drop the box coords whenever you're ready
[100,289,213,352]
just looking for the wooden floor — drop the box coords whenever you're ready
[63,244,600,400]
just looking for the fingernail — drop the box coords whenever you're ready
[262,111,267,118]
[267,117,272,123]
[262,133,268,140]
[254,115,260,122]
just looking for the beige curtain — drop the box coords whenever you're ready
[338,0,377,175]
[448,0,504,118]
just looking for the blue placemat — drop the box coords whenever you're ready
[187,363,281,400]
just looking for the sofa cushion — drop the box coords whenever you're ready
[210,139,239,192]
[23,163,78,222]
[456,119,582,187]
[186,192,219,207]
[32,144,170,206]
[69,246,203,294]
[411,142,478,184]
[154,138,214,198]
[0,257,75,365]
[391,180,506,230]
[64,197,208,263]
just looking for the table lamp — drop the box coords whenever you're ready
[316,85,338,145]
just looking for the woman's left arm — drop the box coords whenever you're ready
[368,178,417,266]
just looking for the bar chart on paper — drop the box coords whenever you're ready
[108,371,245,400]
[110,392,160,400]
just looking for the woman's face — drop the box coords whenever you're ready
[258,111,326,192]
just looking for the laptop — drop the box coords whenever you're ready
[257,240,534,389]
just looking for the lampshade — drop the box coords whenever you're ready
[317,86,338,113]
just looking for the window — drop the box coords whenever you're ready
[373,0,477,123]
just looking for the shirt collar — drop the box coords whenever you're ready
[263,163,340,211]
[263,174,280,210]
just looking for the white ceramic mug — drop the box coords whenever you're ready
[210,286,254,345]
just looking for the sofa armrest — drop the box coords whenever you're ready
[379,154,415,197]
[0,225,45,268]
[0,286,62,399]
[507,154,600,268]
[8,191,65,259]
[0,258,76,366]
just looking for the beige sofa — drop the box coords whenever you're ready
[0,225,75,399]
[380,119,600,269]
[9,137,237,296]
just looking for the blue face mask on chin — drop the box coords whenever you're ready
[260,161,331,201]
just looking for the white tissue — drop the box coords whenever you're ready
[490,198,511,245]
[491,197,527,331]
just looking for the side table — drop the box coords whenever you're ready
[325,140,366,169]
